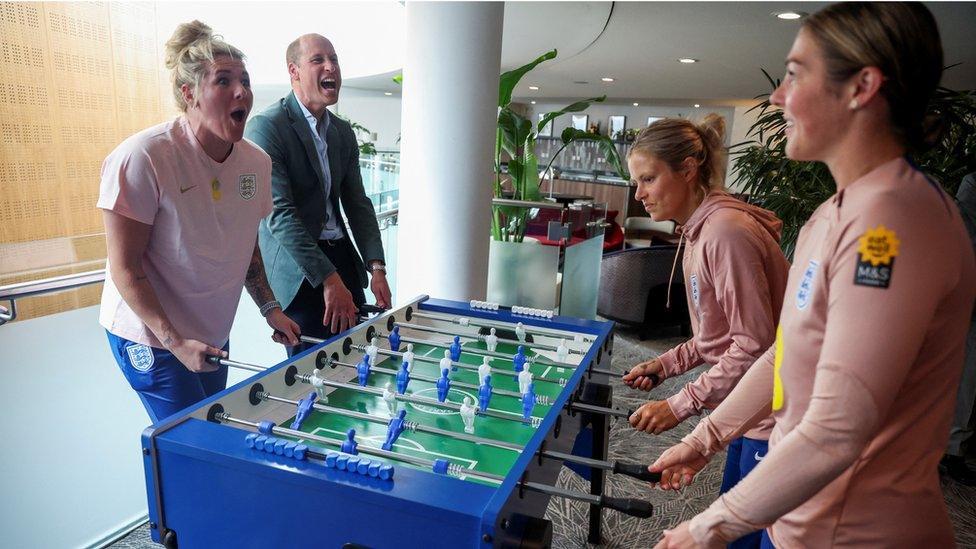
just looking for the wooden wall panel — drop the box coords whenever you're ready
[0,2,172,321]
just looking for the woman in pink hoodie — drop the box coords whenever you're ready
[651,3,975,548]
[622,115,790,549]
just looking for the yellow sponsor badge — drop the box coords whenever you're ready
[211,177,221,201]
[854,225,899,288]
[773,325,784,411]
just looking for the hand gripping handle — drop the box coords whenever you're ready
[600,496,654,518]
[612,461,662,483]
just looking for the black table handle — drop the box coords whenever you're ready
[613,461,662,483]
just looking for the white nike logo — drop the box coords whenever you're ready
[755,451,765,461]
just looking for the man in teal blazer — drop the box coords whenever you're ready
[245,33,390,356]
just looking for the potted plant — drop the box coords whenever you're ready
[731,70,976,258]
[492,50,628,243]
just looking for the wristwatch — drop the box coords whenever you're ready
[368,263,387,274]
[259,300,282,317]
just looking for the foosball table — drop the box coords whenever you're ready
[141,296,659,548]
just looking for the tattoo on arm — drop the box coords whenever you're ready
[244,241,276,307]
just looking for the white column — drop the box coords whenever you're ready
[396,1,503,303]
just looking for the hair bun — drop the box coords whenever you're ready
[698,113,727,145]
[164,20,213,70]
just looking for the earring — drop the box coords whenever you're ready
[849,99,859,110]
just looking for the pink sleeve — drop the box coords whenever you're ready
[688,205,953,545]
[97,145,159,225]
[682,344,775,457]
[658,339,704,378]
[668,224,779,421]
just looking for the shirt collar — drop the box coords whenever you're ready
[297,99,330,134]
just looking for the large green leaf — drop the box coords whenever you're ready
[559,127,629,179]
[497,108,532,157]
[498,49,557,108]
[537,96,606,134]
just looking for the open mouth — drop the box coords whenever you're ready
[320,79,337,91]
[230,108,247,123]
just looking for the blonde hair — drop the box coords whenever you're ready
[628,114,727,193]
[164,20,246,112]
[802,2,943,150]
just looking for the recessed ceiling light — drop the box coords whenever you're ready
[530,100,536,104]
[384,92,392,96]
[694,103,700,108]
[601,77,615,82]
[774,11,805,20]
[633,102,639,107]
[678,58,699,64]
[528,86,539,91]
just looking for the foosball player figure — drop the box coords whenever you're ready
[388,326,402,352]
[436,367,451,403]
[485,327,499,352]
[396,362,410,394]
[460,396,477,434]
[291,391,318,430]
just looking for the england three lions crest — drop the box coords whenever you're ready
[239,174,257,200]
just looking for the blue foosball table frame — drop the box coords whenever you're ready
[141,296,628,548]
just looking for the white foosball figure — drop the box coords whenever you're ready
[515,322,526,342]
[382,382,398,415]
[402,343,415,372]
[366,337,379,366]
[460,396,476,434]
[310,368,328,401]
[439,349,453,372]
[484,327,498,352]
[518,368,533,395]
[556,339,570,363]
[478,356,492,386]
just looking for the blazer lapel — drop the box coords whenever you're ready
[285,92,327,189]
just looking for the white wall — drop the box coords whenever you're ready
[725,100,764,192]
[334,88,403,151]
[0,294,287,549]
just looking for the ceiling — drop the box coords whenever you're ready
[346,1,976,106]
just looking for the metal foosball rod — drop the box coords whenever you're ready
[393,321,585,355]
[341,340,568,387]
[325,356,547,404]
[218,412,655,518]
[256,390,524,451]
[210,356,542,425]
[389,333,574,367]
[410,310,596,343]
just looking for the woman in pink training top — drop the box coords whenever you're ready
[651,3,975,548]
[99,21,300,423]
[621,115,789,549]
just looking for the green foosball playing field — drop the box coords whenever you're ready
[287,339,576,483]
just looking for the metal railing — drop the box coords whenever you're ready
[0,209,399,327]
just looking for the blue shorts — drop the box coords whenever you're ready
[106,331,228,423]
[720,436,769,549]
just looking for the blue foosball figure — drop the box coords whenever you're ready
[396,362,410,394]
[290,391,318,430]
[388,326,401,352]
[478,375,493,413]
[382,409,407,451]
[436,368,451,403]
[341,428,358,455]
[513,345,527,373]
[356,355,371,387]
[450,335,462,362]
[521,383,536,421]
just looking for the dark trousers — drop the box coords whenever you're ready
[285,238,367,357]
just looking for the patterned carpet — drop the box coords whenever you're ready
[110,329,976,548]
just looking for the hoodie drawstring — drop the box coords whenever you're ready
[665,230,685,309]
